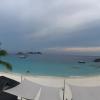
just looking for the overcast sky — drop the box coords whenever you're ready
[0,0,100,55]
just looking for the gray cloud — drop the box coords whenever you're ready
[0,0,100,54]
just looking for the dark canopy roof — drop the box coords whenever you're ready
[0,76,19,91]
[0,92,17,100]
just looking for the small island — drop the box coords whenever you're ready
[27,52,42,55]
[93,58,100,62]
[16,52,24,55]
[16,51,42,58]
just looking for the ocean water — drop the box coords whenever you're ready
[0,54,100,77]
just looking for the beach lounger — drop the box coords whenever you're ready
[70,85,100,100]
[39,86,61,100]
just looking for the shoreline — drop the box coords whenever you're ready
[1,71,100,79]
[1,71,100,84]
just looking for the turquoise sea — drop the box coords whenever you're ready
[0,53,100,77]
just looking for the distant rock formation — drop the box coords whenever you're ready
[16,52,24,55]
[27,52,42,55]
[94,58,100,62]
[16,51,42,58]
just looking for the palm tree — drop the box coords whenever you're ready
[0,43,12,71]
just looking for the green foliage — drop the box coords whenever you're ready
[0,60,12,71]
[0,50,8,56]
[0,43,12,71]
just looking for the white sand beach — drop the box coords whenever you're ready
[1,72,100,100]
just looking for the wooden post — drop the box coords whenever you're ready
[63,80,65,100]
[21,74,22,83]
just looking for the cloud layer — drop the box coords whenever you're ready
[0,0,100,54]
